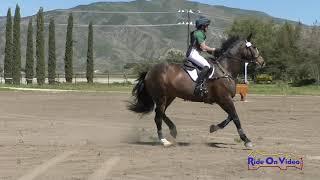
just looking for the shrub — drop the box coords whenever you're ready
[255,74,273,84]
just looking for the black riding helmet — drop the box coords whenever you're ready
[195,17,211,29]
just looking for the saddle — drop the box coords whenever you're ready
[182,57,231,82]
[182,59,214,82]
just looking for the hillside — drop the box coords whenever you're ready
[0,0,290,73]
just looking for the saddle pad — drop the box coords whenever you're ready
[185,67,215,82]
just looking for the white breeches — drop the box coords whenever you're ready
[187,49,210,68]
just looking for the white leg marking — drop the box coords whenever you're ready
[160,138,173,147]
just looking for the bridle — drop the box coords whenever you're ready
[247,45,264,66]
[221,41,264,66]
[212,40,264,80]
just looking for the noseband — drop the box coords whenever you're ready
[247,46,262,64]
[222,44,261,65]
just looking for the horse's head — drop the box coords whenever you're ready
[221,34,265,69]
[239,33,265,68]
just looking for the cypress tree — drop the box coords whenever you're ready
[86,22,94,83]
[25,18,34,84]
[64,13,73,83]
[36,7,45,85]
[48,18,56,84]
[4,8,12,84]
[12,5,21,85]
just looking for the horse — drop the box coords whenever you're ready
[128,34,265,148]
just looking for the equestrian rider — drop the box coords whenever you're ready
[186,17,217,97]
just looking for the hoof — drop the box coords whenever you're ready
[210,125,220,133]
[245,141,253,149]
[170,128,177,138]
[160,138,173,147]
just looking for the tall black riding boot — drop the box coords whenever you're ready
[194,66,210,97]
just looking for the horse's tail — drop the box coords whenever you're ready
[128,71,154,114]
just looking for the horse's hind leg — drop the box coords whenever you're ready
[163,97,177,138]
[154,97,173,147]
[212,96,253,148]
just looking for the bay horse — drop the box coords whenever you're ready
[128,34,265,148]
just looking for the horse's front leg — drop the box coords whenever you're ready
[210,115,231,133]
[211,96,253,148]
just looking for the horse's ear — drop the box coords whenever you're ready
[246,33,253,42]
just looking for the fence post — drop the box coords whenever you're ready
[317,72,320,86]
[123,72,128,85]
[317,65,320,86]
[108,72,109,86]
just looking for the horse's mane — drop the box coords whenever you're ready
[220,35,241,53]
[211,35,241,59]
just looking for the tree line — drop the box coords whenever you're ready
[226,18,320,86]
[3,5,94,85]
[128,18,320,86]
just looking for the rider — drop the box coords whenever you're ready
[186,17,217,97]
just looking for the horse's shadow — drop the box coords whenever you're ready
[130,141,160,146]
[129,141,237,148]
[205,142,236,149]
[130,141,191,146]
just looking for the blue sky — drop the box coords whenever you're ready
[0,0,319,25]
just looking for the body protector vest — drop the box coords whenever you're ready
[186,30,206,57]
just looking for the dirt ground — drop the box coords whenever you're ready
[0,91,319,180]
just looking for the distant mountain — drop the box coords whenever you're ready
[0,0,296,73]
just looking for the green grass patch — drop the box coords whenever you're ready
[0,87,14,91]
[0,82,319,96]
[249,83,320,96]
